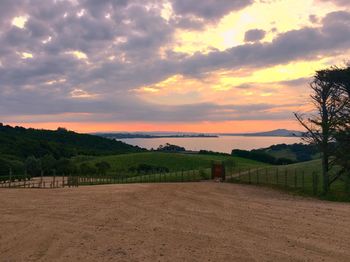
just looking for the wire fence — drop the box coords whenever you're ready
[226,166,322,195]
[0,168,208,189]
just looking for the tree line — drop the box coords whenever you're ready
[0,124,144,176]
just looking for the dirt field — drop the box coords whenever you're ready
[1,183,350,262]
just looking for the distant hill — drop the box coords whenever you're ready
[0,124,144,161]
[224,129,303,137]
[232,143,319,164]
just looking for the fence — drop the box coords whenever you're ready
[227,166,322,195]
[77,169,203,186]
[0,175,78,189]
[0,169,206,189]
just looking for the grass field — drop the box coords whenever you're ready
[229,159,350,201]
[73,152,267,173]
[72,152,349,201]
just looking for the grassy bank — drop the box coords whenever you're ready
[73,152,268,173]
[229,159,350,202]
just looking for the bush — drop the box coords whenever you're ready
[95,161,111,175]
[25,156,41,177]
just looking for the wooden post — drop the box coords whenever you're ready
[345,174,350,195]
[24,169,27,188]
[181,169,184,182]
[9,168,12,188]
[9,167,12,188]
[40,170,44,188]
[302,170,305,191]
[284,168,288,188]
[312,172,318,195]
[53,169,56,188]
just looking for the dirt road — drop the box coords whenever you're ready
[1,183,349,261]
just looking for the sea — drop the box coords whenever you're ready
[116,135,302,154]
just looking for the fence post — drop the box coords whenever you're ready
[284,168,287,188]
[23,169,27,188]
[345,174,350,195]
[9,168,12,188]
[53,169,56,188]
[302,170,305,191]
[181,169,184,182]
[312,172,318,195]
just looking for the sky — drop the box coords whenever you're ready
[1,0,350,133]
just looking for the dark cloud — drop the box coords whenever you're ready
[309,15,319,24]
[278,78,311,87]
[171,0,254,20]
[0,86,295,122]
[315,0,350,6]
[244,29,266,42]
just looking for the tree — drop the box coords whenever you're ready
[95,161,111,175]
[55,158,78,175]
[295,66,350,194]
[157,143,186,152]
[329,66,350,184]
[80,163,97,175]
[41,154,57,175]
[25,156,41,177]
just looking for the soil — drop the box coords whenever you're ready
[1,182,350,261]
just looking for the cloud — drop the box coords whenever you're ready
[244,29,266,42]
[315,0,350,7]
[0,1,350,125]
[177,11,350,77]
[170,0,254,21]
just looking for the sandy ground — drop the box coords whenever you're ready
[1,183,350,262]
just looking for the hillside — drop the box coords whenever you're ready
[0,124,143,161]
[73,152,267,173]
[225,129,303,137]
[232,143,319,164]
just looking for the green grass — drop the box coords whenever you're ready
[73,152,267,173]
[265,149,297,161]
[73,152,349,202]
[77,169,205,186]
[229,159,350,202]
